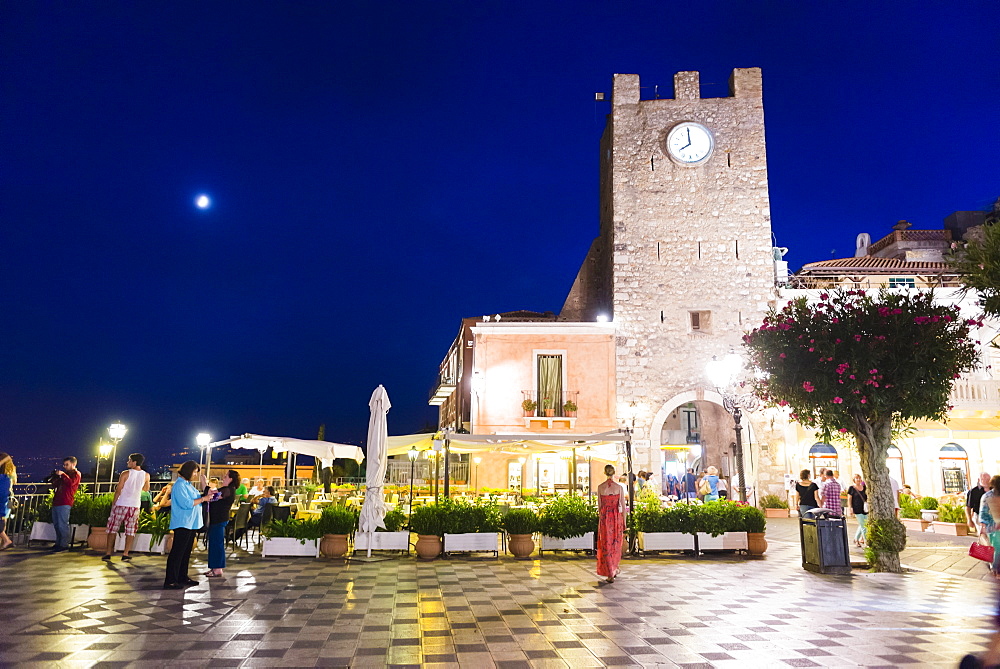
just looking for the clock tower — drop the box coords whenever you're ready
[561,68,777,472]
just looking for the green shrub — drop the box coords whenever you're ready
[263,518,323,542]
[382,507,407,532]
[700,500,746,536]
[537,495,598,539]
[919,496,939,510]
[864,517,907,568]
[899,495,921,519]
[137,511,171,544]
[409,504,445,535]
[438,498,502,534]
[634,503,697,533]
[88,494,115,527]
[739,506,766,533]
[760,494,788,510]
[317,506,358,535]
[937,503,966,524]
[502,508,539,535]
[69,487,92,525]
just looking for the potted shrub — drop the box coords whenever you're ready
[635,504,697,552]
[538,495,598,552]
[441,498,501,555]
[410,504,444,559]
[931,502,969,536]
[899,495,929,531]
[355,506,410,552]
[563,400,578,417]
[740,505,767,555]
[261,519,322,557]
[503,508,538,558]
[919,496,940,523]
[541,397,555,417]
[521,399,537,417]
[696,501,749,552]
[760,494,790,518]
[115,511,170,554]
[317,506,357,558]
[86,494,115,551]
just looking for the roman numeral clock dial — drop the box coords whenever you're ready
[666,122,714,165]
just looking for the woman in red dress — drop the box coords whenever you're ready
[596,464,626,583]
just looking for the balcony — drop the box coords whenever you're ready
[949,379,1000,413]
[428,374,458,406]
[520,390,580,428]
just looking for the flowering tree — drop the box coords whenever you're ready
[744,289,980,572]
[950,199,1000,319]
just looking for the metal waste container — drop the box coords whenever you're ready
[799,511,851,574]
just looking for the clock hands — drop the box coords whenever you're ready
[680,128,692,151]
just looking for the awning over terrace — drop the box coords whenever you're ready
[385,430,628,461]
[210,434,365,463]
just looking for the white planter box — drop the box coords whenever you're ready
[262,537,320,557]
[29,522,89,543]
[541,532,594,551]
[113,532,167,554]
[697,531,748,551]
[444,532,499,553]
[639,532,696,551]
[355,531,410,551]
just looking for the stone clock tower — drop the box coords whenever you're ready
[562,68,777,472]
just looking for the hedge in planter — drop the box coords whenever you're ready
[439,498,502,554]
[354,506,410,553]
[633,504,698,552]
[262,519,323,557]
[537,495,597,539]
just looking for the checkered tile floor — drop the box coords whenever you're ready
[0,537,992,668]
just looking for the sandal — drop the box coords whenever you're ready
[206,570,223,577]
[0,541,13,551]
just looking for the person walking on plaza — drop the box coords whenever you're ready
[680,468,698,501]
[702,466,721,502]
[50,456,81,552]
[596,464,626,583]
[818,469,842,516]
[969,472,991,532]
[980,475,1000,577]
[847,474,868,547]
[103,453,150,562]
[164,460,212,589]
[204,469,239,578]
[0,453,16,551]
[793,469,819,517]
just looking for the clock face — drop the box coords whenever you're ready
[666,122,714,164]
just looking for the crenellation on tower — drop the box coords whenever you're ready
[673,71,700,100]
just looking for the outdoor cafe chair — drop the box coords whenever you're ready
[230,502,252,550]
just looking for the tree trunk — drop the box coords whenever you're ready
[853,416,904,572]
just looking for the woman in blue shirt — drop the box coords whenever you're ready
[0,453,16,551]
[164,461,212,590]
[704,466,720,502]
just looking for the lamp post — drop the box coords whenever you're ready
[472,456,481,493]
[706,351,759,503]
[408,446,418,512]
[196,433,213,480]
[107,422,127,487]
[96,443,113,494]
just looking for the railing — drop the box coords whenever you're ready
[785,276,963,290]
[950,379,1000,410]
[868,229,951,255]
[520,390,580,417]
[386,460,469,486]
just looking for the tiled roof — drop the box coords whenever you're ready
[798,256,954,274]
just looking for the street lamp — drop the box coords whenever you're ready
[96,443,113,492]
[706,351,759,503]
[408,446,418,512]
[107,422,127,487]
[196,433,212,479]
[473,456,482,493]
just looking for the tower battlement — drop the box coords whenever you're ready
[612,68,763,104]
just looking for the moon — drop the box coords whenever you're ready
[195,194,211,209]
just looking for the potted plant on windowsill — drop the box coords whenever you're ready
[521,399,537,417]
[503,508,538,558]
[442,498,502,555]
[409,504,444,559]
[317,506,357,558]
[354,507,410,552]
[760,494,790,518]
[86,494,115,551]
[930,503,969,536]
[261,518,323,557]
[563,400,578,418]
[541,397,555,417]
[538,495,598,552]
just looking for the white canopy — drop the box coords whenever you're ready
[385,430,627,461]
[219,434,365,463]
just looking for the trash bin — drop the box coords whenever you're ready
[799,512,851,574]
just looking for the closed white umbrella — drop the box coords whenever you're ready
[358,385,391,556]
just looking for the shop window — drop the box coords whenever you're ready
[887,445,905,485]
[939,443,969,494]
[888,277,915,288]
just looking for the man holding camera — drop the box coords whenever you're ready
[50,457,81,552]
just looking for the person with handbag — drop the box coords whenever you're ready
[846,474,868,547]
[980,475,1000,577]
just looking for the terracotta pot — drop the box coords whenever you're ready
[88,527,108,552]
[901,518,930,532]
[747,532,768,556]
[544,409,555,417]
[320,534,349,558]
[415,534,441,560]
[764,508,789,518]
[508,534,534,558]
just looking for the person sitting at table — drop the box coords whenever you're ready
[247,478,266,500]
[152,483,173,517]
[235,477,250,501]
[248,486,277,527]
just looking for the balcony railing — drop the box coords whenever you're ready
[520,390,580,417]
[950,378,1000,410]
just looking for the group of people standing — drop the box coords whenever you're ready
[662,467,728,501]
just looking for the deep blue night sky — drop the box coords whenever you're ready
[2,2,997,473]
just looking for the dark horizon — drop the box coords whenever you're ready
[2,2,996,472]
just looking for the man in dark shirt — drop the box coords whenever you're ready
[680,468,698,501]
[51,456,82,552]
[967,472,991,531]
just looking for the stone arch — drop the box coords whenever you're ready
[649,390,759,450]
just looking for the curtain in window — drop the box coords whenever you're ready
[537,355,563,416]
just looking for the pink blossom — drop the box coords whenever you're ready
[838,428,848,433]
[832,397,843,404]
[854,335,862,341]
[779,353,786,358]
[802,381,815,393]
[860,398,867,404]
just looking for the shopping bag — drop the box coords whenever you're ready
[969,539,995,563]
